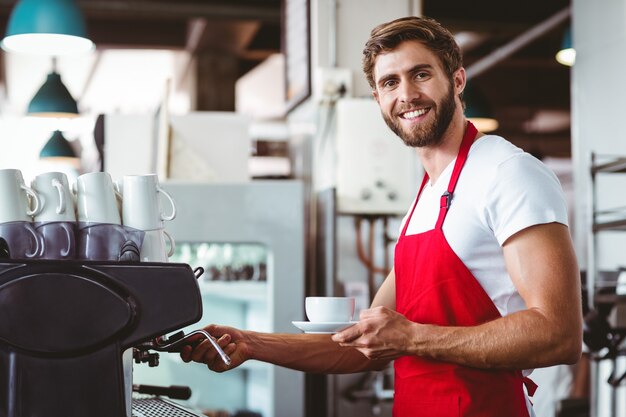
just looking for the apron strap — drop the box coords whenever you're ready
[400,175,429,238]
[522,376,538,397]
[435,121,478,229]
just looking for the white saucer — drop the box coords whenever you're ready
[292,320,358,334]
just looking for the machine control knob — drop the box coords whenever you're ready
[147,353,160,367]
[134,349,160,367]
[361,189,372,200]
[387,191,398,201]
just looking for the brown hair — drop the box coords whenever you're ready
[362,16,462,89]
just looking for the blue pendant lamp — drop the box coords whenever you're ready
[2,0,93,55]
[463,83,499,132]
[40,130,75,158]
[39,130,81,168]
[28,57,79,118]
[556,27,575,67]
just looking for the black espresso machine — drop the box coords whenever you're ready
[0,259,225,417]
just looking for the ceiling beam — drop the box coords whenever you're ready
[75,1,280,23]
[466,5,571,80]
[86,18,188,49]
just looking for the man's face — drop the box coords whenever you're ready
[372,40,462,148]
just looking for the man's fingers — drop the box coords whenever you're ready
[217,333,231,346]
[331,324,361,343]
[190,339,213,362]
[180,333,233,366]
[180,345,192,362]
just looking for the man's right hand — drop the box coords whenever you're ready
[179,324,249,372]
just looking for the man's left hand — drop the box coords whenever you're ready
[331,306,418,361]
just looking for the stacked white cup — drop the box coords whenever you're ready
[0,168,43,258]
[31,171,76,259]
[121,174,176,262]
[74,172,122,225]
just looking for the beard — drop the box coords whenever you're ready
[381,82,457,148]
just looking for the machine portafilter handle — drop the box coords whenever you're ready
[136,329,232,366]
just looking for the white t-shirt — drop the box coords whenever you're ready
[400,134,569,317]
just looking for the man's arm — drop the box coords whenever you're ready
[334,222,582,369]
[180,270,398,374]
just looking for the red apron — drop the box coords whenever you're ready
[393,122,534,417]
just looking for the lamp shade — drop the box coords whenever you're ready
[40,130,76,158]
[3,0,93,55]
[463,84,499,132]
[28,71,79,117]
[556,27,575,67]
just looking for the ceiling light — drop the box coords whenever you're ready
[28,58,79,118]
[463,84,499,133]
[40,130,75,157]
[2,0,94,55]
[556,27,575,67]
[39,130,81,169]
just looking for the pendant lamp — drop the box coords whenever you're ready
[463,84,499,133]
[28,58,79,118]
[2,0,93,55]
[39,130,80,168]
[40,130,75,157]
[555,27,575,67]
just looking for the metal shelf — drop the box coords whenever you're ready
[199,280,267,303]
[591,156,626,174]
[587,153,626,312]
[593,219,626,232]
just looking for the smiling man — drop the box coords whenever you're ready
[181,16,582,417]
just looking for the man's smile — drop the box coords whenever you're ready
[399,107,430,120]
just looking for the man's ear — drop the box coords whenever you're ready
[372,89,379,104]
[454,68,466,96]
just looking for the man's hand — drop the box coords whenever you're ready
[180,324,249,372]
[331,306,417,361]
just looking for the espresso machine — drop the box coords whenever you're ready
[0,258,224,417]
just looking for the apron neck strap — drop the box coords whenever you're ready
[400,174,430,237]
[434,121,478,229]
[400,121,478,237]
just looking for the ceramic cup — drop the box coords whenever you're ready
[76,223,143,261]
[74,172,122,224]
[122,174,176,231]
[305,297,356,323]
[0,221,44,259]
[140,229,175,262]
[31,171,75,223]
[34,222,76,260]
[0,168,40,223]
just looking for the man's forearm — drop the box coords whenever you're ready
[246,331,388,373]
[412,308,582,369]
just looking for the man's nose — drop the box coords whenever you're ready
[398,81,421,103]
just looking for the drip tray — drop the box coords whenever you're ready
[132,397,205,417]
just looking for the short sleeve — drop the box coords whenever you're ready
[484,153,569,245]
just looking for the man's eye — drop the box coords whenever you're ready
[383,80,397,88]
[415,72,428,80]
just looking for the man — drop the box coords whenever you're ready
[182,16,582,416]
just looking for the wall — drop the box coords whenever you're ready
[571,1,626,416]
[311,0,422,97]
[572,0,626,270]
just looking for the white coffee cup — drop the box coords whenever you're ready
[31,171,75,222]
[34,222,75,259]
[74,172,122,224]
[305,297,356,323]
[140,229,175,262]
[122,174,176,231]
[0,168,40,223]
